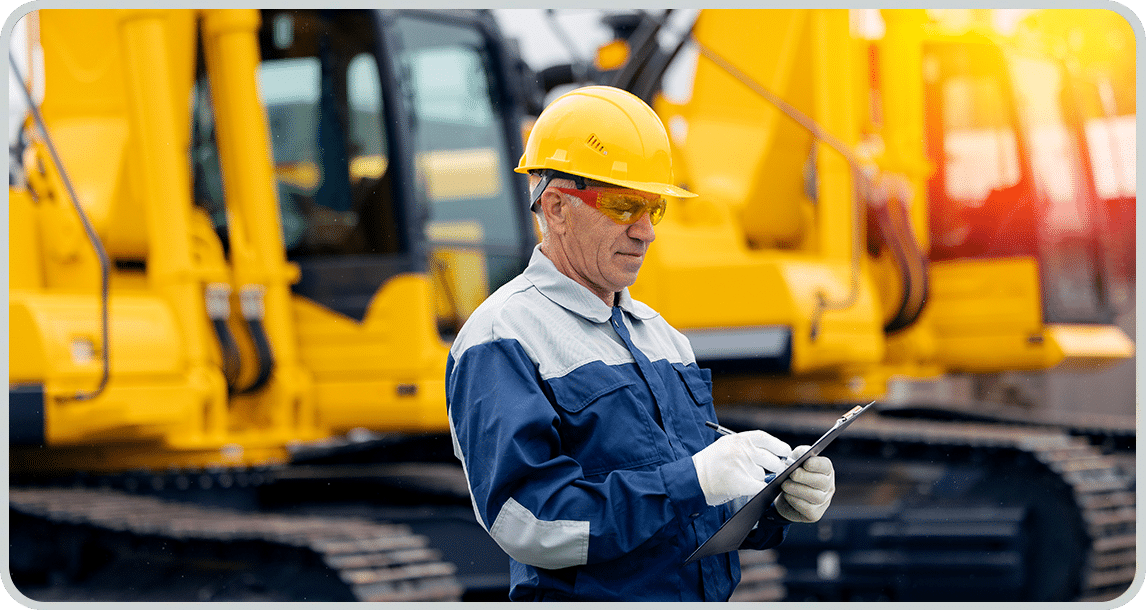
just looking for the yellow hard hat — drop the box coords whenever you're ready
[516,85,696,206]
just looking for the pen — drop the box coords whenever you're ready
[705,421,735,436]
[706,421,796,466]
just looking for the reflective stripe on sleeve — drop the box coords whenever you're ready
[490,497,590,570]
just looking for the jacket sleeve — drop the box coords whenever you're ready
[447,338,711,570]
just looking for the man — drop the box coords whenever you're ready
[446,86,835,601]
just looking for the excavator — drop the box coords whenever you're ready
[7,7,1135,603]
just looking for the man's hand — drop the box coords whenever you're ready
[774,446,835,523]
[692,430,792,506]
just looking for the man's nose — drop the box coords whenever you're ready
[627,211,656,243]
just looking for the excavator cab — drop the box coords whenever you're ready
[186,9,537,439]
[913,32,1131,374]
[192,9,535,333]
[922,36,1116,326]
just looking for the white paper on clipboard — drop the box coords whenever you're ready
[685,401,876,564]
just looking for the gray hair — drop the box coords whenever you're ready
[529,174,583,236]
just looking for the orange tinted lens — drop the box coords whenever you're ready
[595,192,667,225]
[648,199,666,224]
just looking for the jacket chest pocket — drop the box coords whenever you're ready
[547,363,661,477]
[676,364,714,407]
[674,364,718,454]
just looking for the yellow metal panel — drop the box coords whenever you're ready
[39,10,196,260]
[9,296,48,383]
[12,292,184,380]
[683,9,816,242]
[634,215,884,374]
[808,10,860,264]
[932,333,1055,373]
[39,10,133,118]
[925,257,1056,372]
[22,142,102,291]
[878,10,934,186]
[44,118,140,256]
[46,382,199,445]
[9,188,45,290]
[8,291,214,448]
[927,257,1043,334]
[1044,324,1135,371]
[293,274,451,435]
[313,375,449,433]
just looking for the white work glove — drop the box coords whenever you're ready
[774,445,835,523]
[692,430,792,506]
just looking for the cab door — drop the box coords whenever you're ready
[380,9,536,337]
[920,38,1126,372]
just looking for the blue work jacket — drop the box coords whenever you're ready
[446,246,787,601]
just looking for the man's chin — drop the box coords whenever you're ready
[612,271,641,290]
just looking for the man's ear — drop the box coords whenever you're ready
[540,189,568,235]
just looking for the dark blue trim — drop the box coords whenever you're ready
[10,384,45,446]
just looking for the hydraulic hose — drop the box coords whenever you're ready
[205,283,243,392]
[867,176,929,332]
[236,285,275,395]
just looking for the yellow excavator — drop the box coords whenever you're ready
[8,8,1135,602]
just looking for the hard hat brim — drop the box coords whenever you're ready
[515,165,697,199]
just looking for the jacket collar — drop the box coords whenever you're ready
[523,245,658,324]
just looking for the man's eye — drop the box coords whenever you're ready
[609,199,644,214]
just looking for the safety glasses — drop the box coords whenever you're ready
[552,186,667,226]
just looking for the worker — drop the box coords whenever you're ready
[445,85,836,601]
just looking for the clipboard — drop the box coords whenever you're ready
[685,401,876,564]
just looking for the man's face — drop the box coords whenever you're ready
[558,188,657,300]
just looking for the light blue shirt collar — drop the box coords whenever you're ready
[523,245,658,324]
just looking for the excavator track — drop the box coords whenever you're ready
[9,486,464,602]
[717,406,1136,602]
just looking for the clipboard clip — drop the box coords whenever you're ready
[838,400,877,425]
